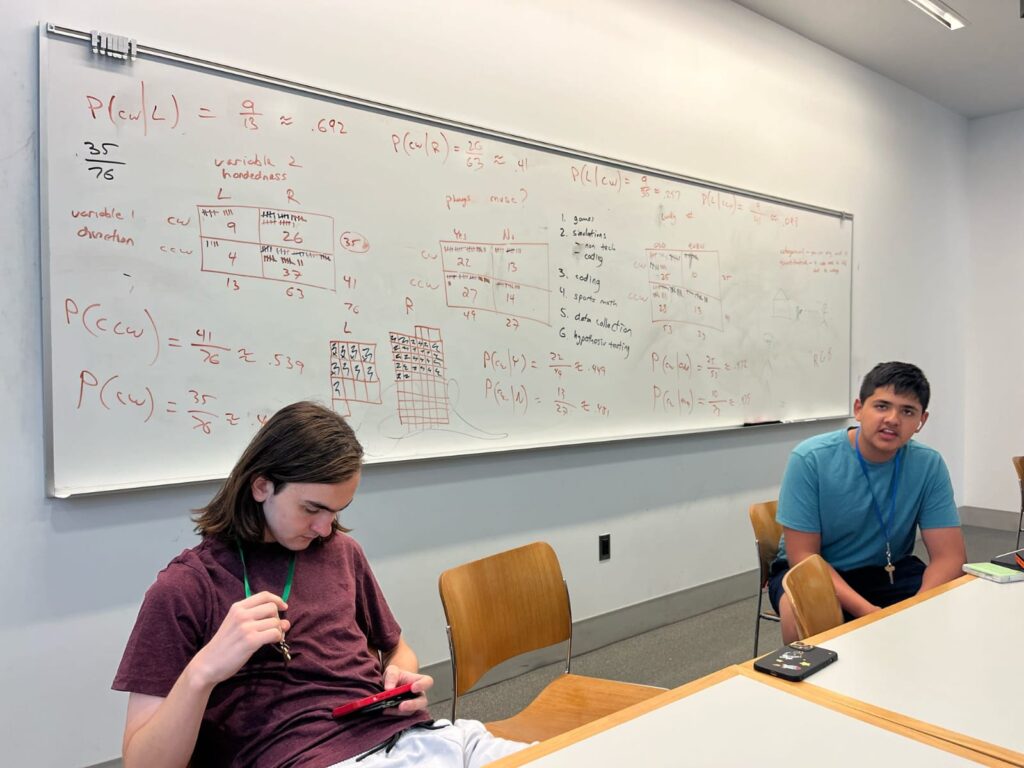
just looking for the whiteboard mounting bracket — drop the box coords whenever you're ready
[90,29,136,61]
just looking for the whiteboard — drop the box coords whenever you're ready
[39,26,852,497]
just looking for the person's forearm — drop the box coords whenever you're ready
[123,665,215,768]
[919,556,965,592]
[828,567,877,617]
[383,640,419,674]
[787,539,877,619]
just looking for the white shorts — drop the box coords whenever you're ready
[327,719,530,768]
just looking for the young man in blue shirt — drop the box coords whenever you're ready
[768,362,966,643]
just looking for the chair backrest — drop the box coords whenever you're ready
[782,554,843,640]
[438,541,571,697]
[748,500,782,587]
[1013,456,1024,487]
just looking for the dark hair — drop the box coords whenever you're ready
[193,401,363,542]
[859,362,931,411]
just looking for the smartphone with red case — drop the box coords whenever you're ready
[331,682,422,718]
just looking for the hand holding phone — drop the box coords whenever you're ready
[331,682,424,719]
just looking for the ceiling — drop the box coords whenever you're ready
[730,0,1024,119]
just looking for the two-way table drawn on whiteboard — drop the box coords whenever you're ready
[40,24,852,496]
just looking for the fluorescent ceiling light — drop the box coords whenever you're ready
[903,0,968,30]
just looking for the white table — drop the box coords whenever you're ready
[801,576,1024,765]
[488,668,1001,767]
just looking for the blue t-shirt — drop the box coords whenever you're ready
[776,428,959,571]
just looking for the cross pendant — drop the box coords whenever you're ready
[884,561,895,585]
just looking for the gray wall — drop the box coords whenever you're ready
[1,1,972,765]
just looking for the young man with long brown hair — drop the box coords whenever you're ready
[113,401,525,767]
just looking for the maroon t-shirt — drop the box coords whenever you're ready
[113,534,429,767]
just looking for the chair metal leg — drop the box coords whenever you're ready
[1017,480,1024,551]
[753,589,763,658]
[445,625,458,722]
[563,578,573,674]
[1017,496,1023,550]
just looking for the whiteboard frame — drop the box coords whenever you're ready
[39,22,854,497]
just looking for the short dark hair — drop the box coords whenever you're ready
[859,362,931,411]
[193,401,363,542]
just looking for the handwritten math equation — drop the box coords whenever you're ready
[75,367,276,436]
[63,294,306,378]
[480,347,611,418]
[652,385,752,418]
[391,129,528,174]
[79,140,126,181]
[84,84,343,138]
[79,81,530,182]
[650,347,751,417]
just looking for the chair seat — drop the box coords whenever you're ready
[484,673,664,742]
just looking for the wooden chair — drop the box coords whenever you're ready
[781,554,843,640]
[438,541,664,742]
[748,500,782,656]
[1013,457,1024,550]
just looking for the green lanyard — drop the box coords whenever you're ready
[237,541,296,602]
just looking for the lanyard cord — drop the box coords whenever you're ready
[853,426,903,548]
[237,541,296,602]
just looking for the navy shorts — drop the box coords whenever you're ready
[768,554,926,621]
